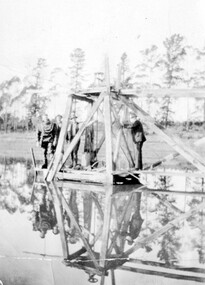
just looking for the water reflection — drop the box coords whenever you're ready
[0,157,205,284]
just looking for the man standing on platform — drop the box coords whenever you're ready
[124,113,146,170]
[67,113,80,167]
[130,113,146,170]
[37,114,57,168]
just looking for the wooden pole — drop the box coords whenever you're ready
[45,181,69,259]
[99,56,114,268]
[119,265,205,283]
[120,97,205,173]
[113,128,123,164]
[104,56,113,181]
[53,182,99,269]
[111,269,116,285]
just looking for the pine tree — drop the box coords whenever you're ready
[135,45,161,116]
[120,52,132,88]
[160,34,186,127]
[187,177,205,264]
[70,48,85,92]
[26,58,48,123]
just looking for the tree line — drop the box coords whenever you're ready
[1,34,205,131]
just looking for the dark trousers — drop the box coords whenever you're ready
[41,142,54,167]
[136,142,143,170]
[70,139,80,166]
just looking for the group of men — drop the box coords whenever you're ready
[37,114,79,168]
[36,112,146,170]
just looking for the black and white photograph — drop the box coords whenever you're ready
[0,0,205,284]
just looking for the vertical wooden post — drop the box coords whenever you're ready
[111,269,116,285]
[104,56,113,181]
[45,181,69,259]
[113,128,123,164]
[53,183,99,269]
[100,56,114,268]
[46,94,73,181]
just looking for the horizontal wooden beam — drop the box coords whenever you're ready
[128,258,205,273]
[119,265,205,283]
[131,170,205,178]
[120,88,205,98]
[56,170,107,184]
[56,180,105,193]
[130,186,205,197]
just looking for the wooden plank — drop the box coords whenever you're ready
[60,91,106,169]
[56,170,107,184]
[152,193,183,214]
[111,269,116,285]
[120,97,205,173]
[125,198,205,256]
[104,56,113,183]
[119,186,205,198]
[55,180,105,193]
[99,184,113,267]
[53,182,99,269]
[119,265,205,283]
[113,128,123,164]
[128,258,205,273]
[45,181,69,259]
[30,148,36,168]
[120,88,205,98]
[129,169,205,178]
[46,94,73,182]
[99,57,114,267]
[72,94,94,103]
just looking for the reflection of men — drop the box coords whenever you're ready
[33,194,58,238]
[37,115,57,168]
[126,211,143,245]
[130,113,146,170]
[67,114,80,167]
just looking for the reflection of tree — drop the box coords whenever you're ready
[188,177,205,264]
[0,158,33,214]
[63,189,80,244]
[155,176,181,265]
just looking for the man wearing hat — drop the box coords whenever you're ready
[67,113,80,167]
[125,113,146,170]
[37,114,57,168]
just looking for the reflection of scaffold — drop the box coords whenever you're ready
[31,57,205,284]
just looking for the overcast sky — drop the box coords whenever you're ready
[0,0,205,82]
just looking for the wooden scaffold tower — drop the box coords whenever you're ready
[31,56,205,284]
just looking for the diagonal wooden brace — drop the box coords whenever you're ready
[52,181,100,269]
[120,97,205,173]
